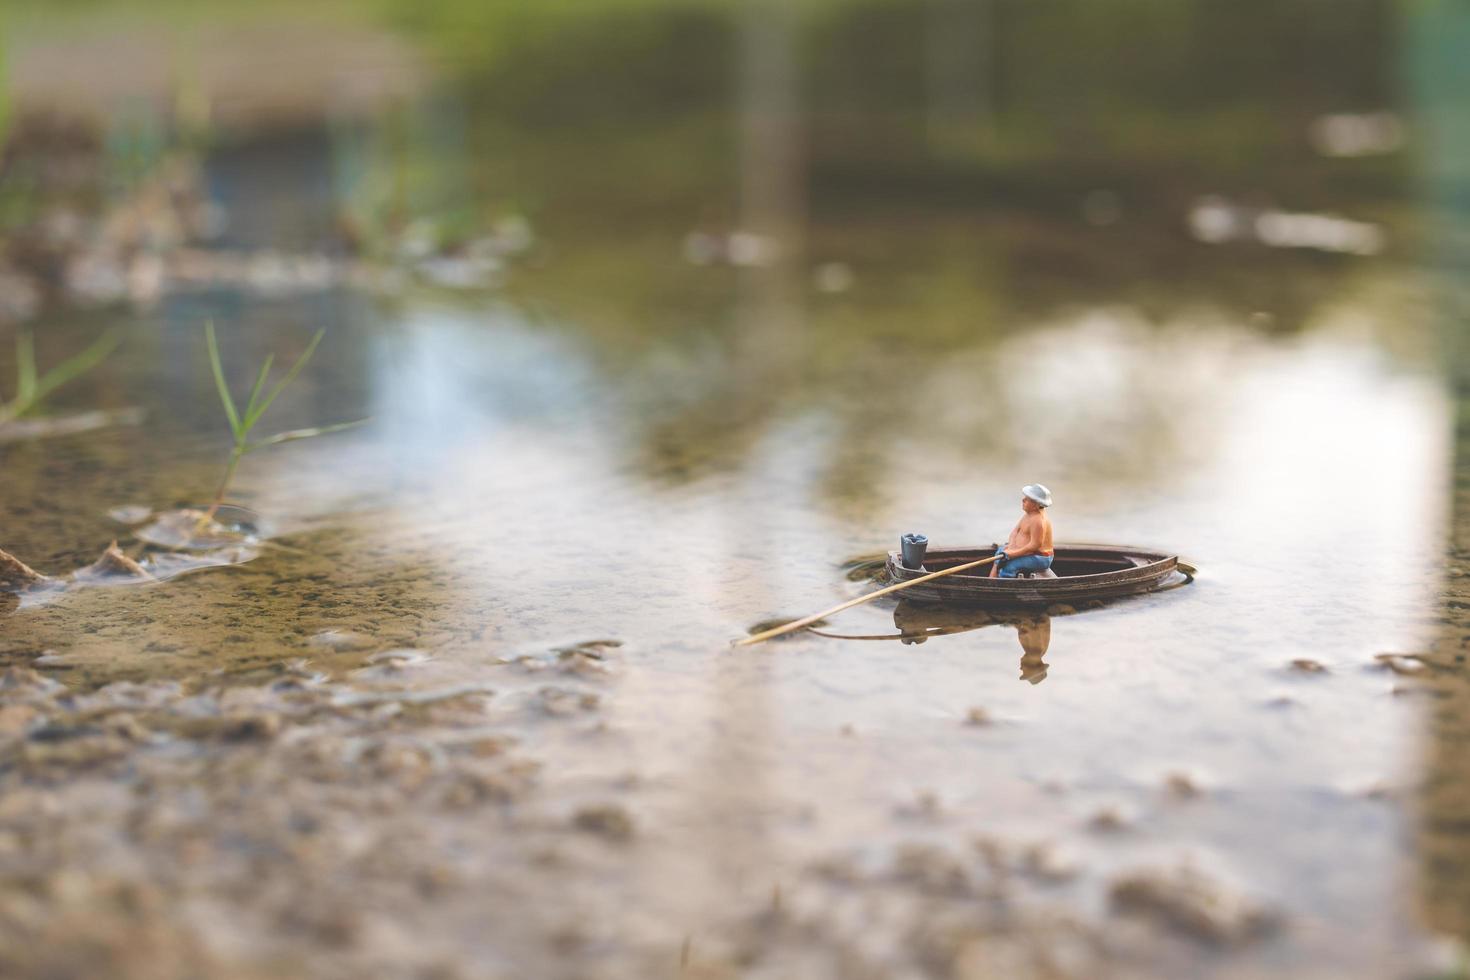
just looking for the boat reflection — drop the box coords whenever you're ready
[810,600,1059,684]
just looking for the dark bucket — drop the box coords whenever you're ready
[900,532,928,570]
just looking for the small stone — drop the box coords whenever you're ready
[1373,653,1427,676]
[553,639,622,660]
[0,547,50,591]
[573,804,635,841]
[442,772,522,808]
[462,736,512,758]
[1163,772,1202,799]
[307,629,374,652]
[964,707,992,727]
[536,687,600,717]
[1021,842,1081,882]
[1289,659,1328,674]
[1109,865,1279,945]
[890,843,971,896]
[1089,806,1130,833]
[365,648,430,665]
[74,541,152,582]
[218,713,281,741]
[104,714,150,742]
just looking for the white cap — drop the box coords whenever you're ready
[1022,483,1053,508]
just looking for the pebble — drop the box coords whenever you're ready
[572,804,634,842]
[0,547,51,591]
[73,541,153,582]
[889,843,973,897]
[535,687,600,717]
[1109,864,1279,945]
[1163,772,1202,799]
[1373,653,1427,676]
[308,629,375,652]
[1088,806,1131,833]
[1289,659,1328,674]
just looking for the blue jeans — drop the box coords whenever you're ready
[998,554,1052,578]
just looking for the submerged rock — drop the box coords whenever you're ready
[572,804,635,842]
[1088,806,1132,833]
[963,707,993,727]
[73,542,153,584]
[889,843,974,897]
[507,640,621,677]
[535,687,600,717]
[308,629,375,652]
[1373,653,1428,676]
[1163,771,1203,800]
[1109,865,1279,945]
[1289,659,1328,674]
[0,547,51,592]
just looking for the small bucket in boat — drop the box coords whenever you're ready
[900,532,928,570]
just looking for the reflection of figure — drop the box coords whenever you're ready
[991,483,1055,578]
[889,601,1055,682]
[1015,616,1051,684]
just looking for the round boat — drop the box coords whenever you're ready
[884,544,1189,607]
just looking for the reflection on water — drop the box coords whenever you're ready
[1017,616,1051,684]
[821,601,1057,683]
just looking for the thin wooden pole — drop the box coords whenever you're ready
[733,555,1001,646]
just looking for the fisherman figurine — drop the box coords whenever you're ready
[990,484,1054,579]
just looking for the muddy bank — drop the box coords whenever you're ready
[0,651,1319,980]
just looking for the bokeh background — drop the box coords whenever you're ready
[2,2,1470,978]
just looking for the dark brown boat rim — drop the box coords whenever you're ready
[882,544,1190,607]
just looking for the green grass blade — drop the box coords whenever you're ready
[244,328,323,431]
[245,417,367,452]
[242,353,274,426]
[23,328,122,415]
[15,330,36,406]
[205,321,241,439]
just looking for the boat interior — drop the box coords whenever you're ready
[915,549,1154,578]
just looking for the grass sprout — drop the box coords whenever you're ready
[203,320,365,522]
[0,328,121,425]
